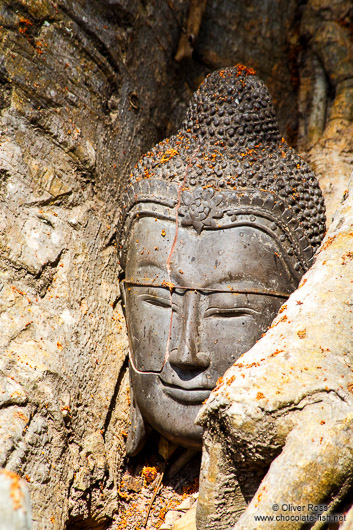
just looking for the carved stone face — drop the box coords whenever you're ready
[124,217,296,449]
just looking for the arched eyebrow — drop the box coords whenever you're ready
[121,280,291,299]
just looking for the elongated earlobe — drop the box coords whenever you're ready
[126,381,150,456]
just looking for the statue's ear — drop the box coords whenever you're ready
[126,381,151,456]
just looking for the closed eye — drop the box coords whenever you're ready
[204,307,260,318]
[140,294,171,309]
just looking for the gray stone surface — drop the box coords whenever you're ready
[118,65,325,456]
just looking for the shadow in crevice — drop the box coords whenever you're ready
[103,355,129,438]
[115,432,201,528]
[66,516,111,530]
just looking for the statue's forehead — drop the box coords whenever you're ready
[125,217,293,291]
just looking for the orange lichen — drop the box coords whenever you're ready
[226,375,236,385]
[1,470,25,511]
[182,477,199,495]
[141,466,158,485]
[161,280,174,290]
[297,329,306,339]
[19,17,32,25]
[14,410,28,424]
[341,251,353,265]
[213,375,224,392]
[321,236,336,251]
[11,286,26,296]
[235,64,256,76]
[159,149,179,164]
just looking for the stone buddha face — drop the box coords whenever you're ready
[123,216,296,450]
[118,66,326,454]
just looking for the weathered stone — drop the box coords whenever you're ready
[118,66,325,456]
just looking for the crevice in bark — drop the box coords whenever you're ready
[102,356,129,441]
[0,80,12,113]
[59,5,121,93]
[22,191,73,208]
[0,398,29,412]
[66,515,111,530]
[0,169,11,198]
[35,248,66,297]
[0,248,66,297]
[101,229,117,252]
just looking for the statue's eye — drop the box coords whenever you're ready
[140,294,171,309]
[204,307,259,318]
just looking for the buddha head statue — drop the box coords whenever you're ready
[117,65,326,455]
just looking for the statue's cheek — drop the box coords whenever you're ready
[127,300,171,372]
[200,316,264,372]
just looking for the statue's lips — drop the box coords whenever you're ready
[160,381,212,404]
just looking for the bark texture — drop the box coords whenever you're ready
[298,0,353,222]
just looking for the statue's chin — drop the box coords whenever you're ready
[153,423,203,451]
[130,368,204,450]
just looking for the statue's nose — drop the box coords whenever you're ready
[169,291,210,370]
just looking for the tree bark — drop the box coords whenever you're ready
[298,0,353,222]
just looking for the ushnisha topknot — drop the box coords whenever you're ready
[117,65,326,277]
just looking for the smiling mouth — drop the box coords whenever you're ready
[160,381,212,404]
